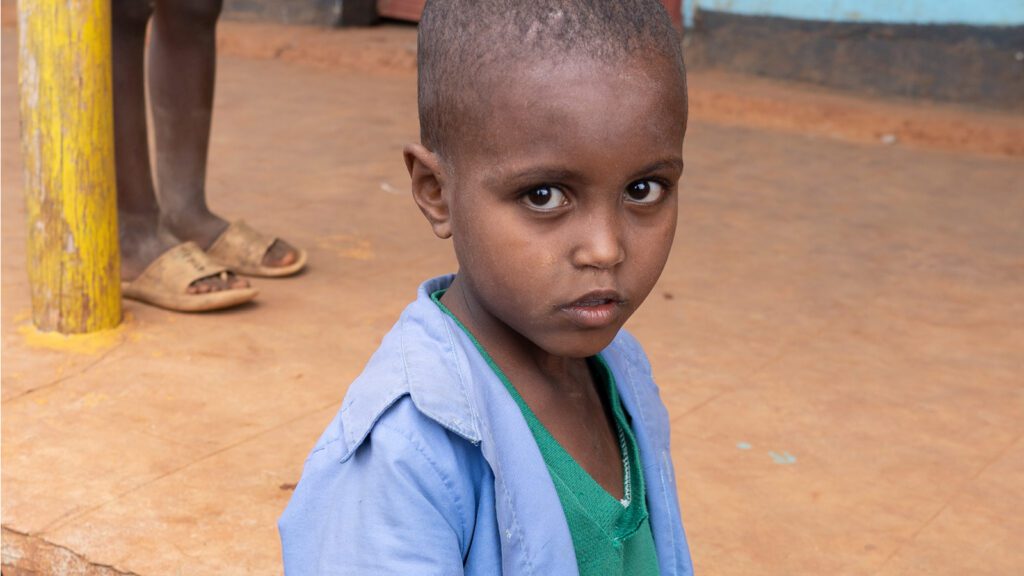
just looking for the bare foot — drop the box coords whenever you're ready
[121,213,250,295]
[185,270,250,294]
[263,239,299,268]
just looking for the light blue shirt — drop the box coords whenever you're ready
[279,275,694,575]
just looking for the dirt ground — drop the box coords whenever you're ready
[3,17,1024,576]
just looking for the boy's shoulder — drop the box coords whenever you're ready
[282,387,492,575]
[315,275,481,463]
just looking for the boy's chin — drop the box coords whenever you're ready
[536,329,621,359]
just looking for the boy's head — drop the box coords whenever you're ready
[415,0,686,160]
[407,0,688,358]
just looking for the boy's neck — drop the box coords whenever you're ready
[441,275,593,394]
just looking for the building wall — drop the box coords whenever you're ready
[683,0,1024,27]
[682,0,1024,110]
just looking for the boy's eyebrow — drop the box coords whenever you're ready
[630,158,685,179]
[489,158,685,190]
[486,166,583,189]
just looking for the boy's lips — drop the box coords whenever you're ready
[559,290,626,328]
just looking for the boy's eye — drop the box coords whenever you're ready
[625,180,665,205]
[522,186,568,212]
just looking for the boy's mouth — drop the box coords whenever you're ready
[560,290,626,328]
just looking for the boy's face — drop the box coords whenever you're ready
[415,55,687,359]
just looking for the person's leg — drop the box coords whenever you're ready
[112,0,247,293]
[148,0,298,268]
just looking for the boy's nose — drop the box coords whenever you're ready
[571,214,625,270]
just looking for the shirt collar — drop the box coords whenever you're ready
[338,273,654,462]
[403,274,482,443]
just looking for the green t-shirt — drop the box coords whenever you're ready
[432,291,660,575]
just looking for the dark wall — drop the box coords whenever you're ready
[685,10,1024,111]
[223,0,376,27]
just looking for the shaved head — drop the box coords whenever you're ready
[416,0,686,160]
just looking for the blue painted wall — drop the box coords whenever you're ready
[683,0,1024,27]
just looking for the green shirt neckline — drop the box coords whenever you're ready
[431,290,660,575]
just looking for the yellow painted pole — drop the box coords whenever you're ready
[18,0,121,333]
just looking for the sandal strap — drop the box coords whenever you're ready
[206,220,277,269]
[134,242,230,294]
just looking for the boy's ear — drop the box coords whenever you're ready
[404,143,452,239]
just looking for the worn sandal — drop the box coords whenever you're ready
[206,220,307,278]
[121,242,258,312]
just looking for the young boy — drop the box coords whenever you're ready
[279,0,692,573]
